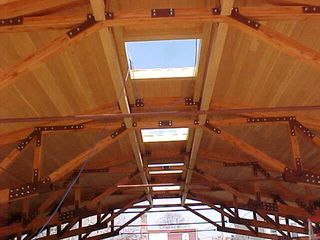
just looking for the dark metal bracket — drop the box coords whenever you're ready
[248,199,278,212]
[283,168,320,186]
[16,130,40,151]
[9,178,52,201]
[59,208,91,222]
[223,162,257,167]
[212,7,221,15]
[0,16,23,26]
[159,120,173,127]
[151,8,175,17]
[185,97,200,107]
[67,14,96,38]
[292,120,315,139]
[130,98,144,108]
[247,116,296,123]
[231,7,260,30]
[104,11,114,19]
[205,122,221,134]
[35,124,84,132]
[302,6,320,14]
[111,123,127,138]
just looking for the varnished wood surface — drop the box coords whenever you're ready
[0,0,320,233]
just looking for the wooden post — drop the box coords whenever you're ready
[33,132,42,182]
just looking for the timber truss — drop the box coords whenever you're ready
[0,0,320,239]
[5,198,317,240]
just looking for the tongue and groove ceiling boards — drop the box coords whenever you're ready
[0,0,320,239]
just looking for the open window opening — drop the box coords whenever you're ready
[141,128,189,143]
[125,39,200,79]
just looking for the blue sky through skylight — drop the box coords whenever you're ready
[125,39,200,69]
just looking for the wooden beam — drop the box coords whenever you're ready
[0,148,21,178]
[0,14,86,33]
[91,0,152,205]
[32,137,42,182]
[0,0,87,18]
[204,126,286,172]
[86,171,138,210]
[182,0,234,204]
[191,191,311,220]
[288,122,302,170]
[0,21,104,90]
[1,6,319,33]
[225,16,320,71]
[194,169,250,202]
[185,205,279,240]
[48,130,128,182]
[0,129,128,205]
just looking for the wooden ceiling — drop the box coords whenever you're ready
[0,0,320,238]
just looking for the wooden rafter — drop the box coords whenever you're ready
[0,129,128,204]
[182,0,235,204]
[0,6,320,33]
[0,21,103,90]
[225,16,320,71]
[204,125,286,172]
[0,0,87,18]
[90,0,153,205]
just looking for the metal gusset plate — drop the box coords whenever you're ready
[247,116,296,123]
[151,8,175,17]
[302,6,320,14]
[111,123,127,138]
[130,98,144,108]
[205,122,221,134]
[159,120,173,127]
[223,162,256,167]
[35,124,84,132]
[16,130,40,151]
[185,97,199,106]
[59,208,91,222]
[212,7,221,15]
[9,178,51,200]
[0,16,23,26]
[292,120,315,139]
[231,8,260,29]
[283,168,320,185]
[248,200,278,212]
[67,14,96,38]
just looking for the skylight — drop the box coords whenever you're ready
[141,128,189,142]
[149,170,183,175]
[125,39,200,79]
[148,163,184,168]
[152,186,181,191]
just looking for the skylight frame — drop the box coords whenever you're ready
[125,39,201,80]
[149,170,183,175]
[141,128,189,143]
[152,186,181,191]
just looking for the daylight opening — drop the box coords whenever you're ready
[148,163,184,168]
[141,128,189,142]
[152,186,181,191]
[125,39,200,79]
[149,170,183,175]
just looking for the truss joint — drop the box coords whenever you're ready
[231,7,260,29]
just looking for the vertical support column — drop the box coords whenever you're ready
[21,199,30,224]
[78,219,82,240]
[253,167,261,202]
[220,207,225,228]
[253,211,258,232]
[288,121,302,172]
[233,195,239,218]
[33,132,42,182]
[110,210,114,232]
